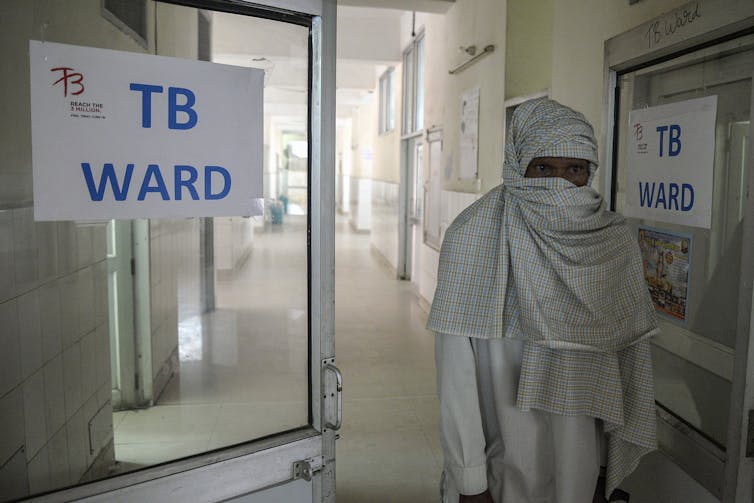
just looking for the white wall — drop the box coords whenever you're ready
[0,1,203,497]
[505,0,552,101]
[550,0,689,191]
[369,64,402,268]
[440,0,506,195]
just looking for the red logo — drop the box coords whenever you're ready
[51,67,84,97]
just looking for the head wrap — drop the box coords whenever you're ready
[503,97,598,183]
[427,98,657,351]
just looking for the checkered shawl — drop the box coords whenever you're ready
[427,98,658,495]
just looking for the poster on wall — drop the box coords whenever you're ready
[638,226,692,322]
[459,86,479,180]
[624,95,717,228]
[29,41,264,221]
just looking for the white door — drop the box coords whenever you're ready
[0,1,337,502]
[608,29,754,502]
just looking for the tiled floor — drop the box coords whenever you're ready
[112,215,442,501]
[334,219,442,503]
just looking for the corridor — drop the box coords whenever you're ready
[109,215,443,501]
[334,217,442,503]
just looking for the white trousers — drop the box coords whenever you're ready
[436,334,601,503]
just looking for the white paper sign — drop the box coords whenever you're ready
[624,95,717,228]
[30,41,264,221]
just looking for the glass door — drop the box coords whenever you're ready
[610,34,753,501]
[0,0,337,501]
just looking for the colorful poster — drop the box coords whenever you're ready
[30,41,264,221]
[624,95,717,228]
[638,227,692,321]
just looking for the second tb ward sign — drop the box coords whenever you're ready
[30,41,264,221]
[624,95,717,229]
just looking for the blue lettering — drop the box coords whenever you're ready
[656,125,668,157]
[639,181,655,208]
[669,124,682,156]
[681,183,694,211]
[129,83,164,128]
[174,165,199,201]
[655,182,667,209]
[205,166,231,200]
[81,163,134,201]
[137,164,170,201]
[168,87,198,130]
[668,183,679,210]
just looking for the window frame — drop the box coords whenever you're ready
[378,67,395,135]
[401,31,425,136]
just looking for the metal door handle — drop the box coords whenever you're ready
[323,362,343,431]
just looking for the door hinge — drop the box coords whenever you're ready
[130,257,136,276]
[292,456,324,481]
[746,410,754,458]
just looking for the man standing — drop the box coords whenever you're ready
[428,99,658,503]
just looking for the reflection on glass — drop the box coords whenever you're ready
[0,1,310,499]
[614,37,753,448]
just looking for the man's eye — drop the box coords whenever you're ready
[570,165,585,173]
[535,165,548,172]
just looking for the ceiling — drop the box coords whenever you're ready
[211,2,449,133]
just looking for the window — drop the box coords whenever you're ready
[102,0,148,46]
[379,67,395,134]
[402,32,425,134]
[612,36,753,449]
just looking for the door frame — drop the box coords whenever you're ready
[28,0,338,501]
[398,132,422,280]
[602,1,754,500]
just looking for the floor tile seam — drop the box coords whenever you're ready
[114,439,208,445]
[205,401,228,445]
[133,402,221,409]
[215,400,307,406]
[345,394,437,403]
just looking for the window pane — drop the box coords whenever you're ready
[415,37,425,131]
[403,48,415,134]
[379,74,387,133]
[614,37,753,447]
[0,1,310,498]
[388,69,396,131]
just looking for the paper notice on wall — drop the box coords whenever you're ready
[459,87,479,180]
[29,41,264,221]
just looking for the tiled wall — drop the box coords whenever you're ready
[415,190,480,307]
[0,1,204,498]
[370,180,400,270]
[214,217,254,273]
[0,209,112,499]
[349,177,372,232]
[150,218,201,401]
